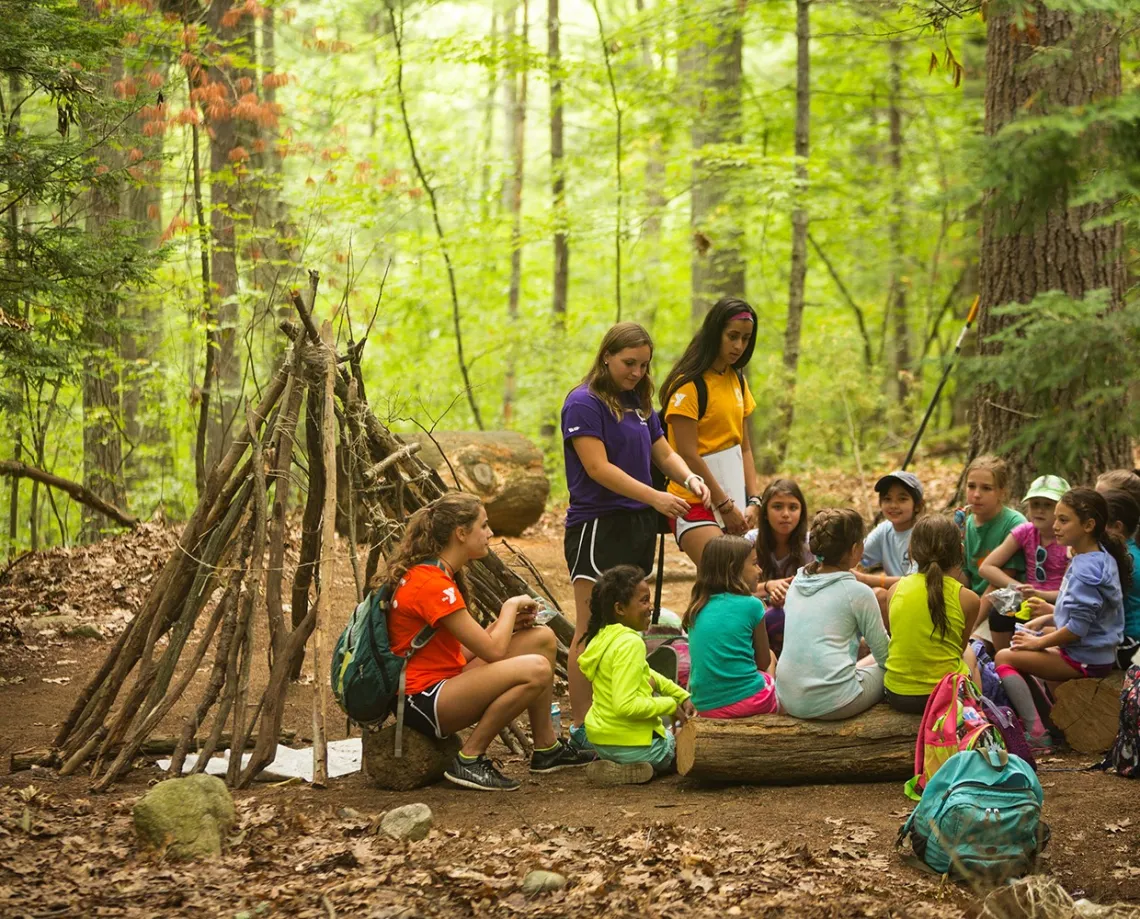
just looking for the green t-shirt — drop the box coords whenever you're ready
[686,592,768,712]
[964,505,1027,594]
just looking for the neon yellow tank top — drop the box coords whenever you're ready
[884,573,969,696]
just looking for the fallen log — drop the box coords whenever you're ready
[676,706,920,785]
[406,431,549,536]
[1050,673,1125,754]
[0,461,138,528]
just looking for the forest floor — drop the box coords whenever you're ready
[2,461,1140,916]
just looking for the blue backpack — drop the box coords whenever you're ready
[898,747,1047,883]
[330,561,445,756]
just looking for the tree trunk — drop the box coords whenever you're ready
[204,0,256,474]
[969,5,1128,496]
[1050,672,1125,754]
[681,0,745,322]
[541,0,567,444]
[5,72,22,556]
[479,7,499,222]
[82,53,127,538]
[636,0,667,331]
[502,0,528,427]
[676,707,919,784]
[771,0,811,470]
[887,39,910,408]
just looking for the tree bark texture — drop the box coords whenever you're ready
[969,5,1128,495]
[1050,672,1125,754]
[676,707,919,784]
[887,39,910,408]
[503,0,528,426]
[681,0,745,322]
[772,0,810,469]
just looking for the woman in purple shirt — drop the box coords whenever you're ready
[562,322,710,747]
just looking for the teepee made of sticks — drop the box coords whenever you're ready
[50,273,572,791]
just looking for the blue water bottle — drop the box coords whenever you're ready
[550,703,562,737]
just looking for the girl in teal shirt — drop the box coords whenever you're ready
[685,535,780,717]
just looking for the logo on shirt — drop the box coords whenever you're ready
[672,393,686,408]
[442,587,457,605]
[567,426,580,434]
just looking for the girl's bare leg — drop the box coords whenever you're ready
[568,578,594,726]
[679,525,720,567]
[994,647,1083,683]
[465,625,559,749]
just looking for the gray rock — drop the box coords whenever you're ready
[65,623,104,640]
[380,803,433,842]
[522,870,567,895]
[133,774,236,860]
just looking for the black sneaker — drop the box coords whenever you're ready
[529,738,596,773]
[444,754,521,792]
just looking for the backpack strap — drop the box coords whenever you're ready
[392,559,450,758]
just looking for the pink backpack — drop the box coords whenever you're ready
[907,673,1003,799]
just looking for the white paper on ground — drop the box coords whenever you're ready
[156,737,362,783]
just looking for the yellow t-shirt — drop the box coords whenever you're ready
[884,573,969,696]
[664,368,755,502]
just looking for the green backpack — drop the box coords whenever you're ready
[330,561,445,757]
[898,746,1047,883]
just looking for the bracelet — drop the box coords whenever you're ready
[716,496,733,511]
[747,495,762,508]
[684,473,704,490]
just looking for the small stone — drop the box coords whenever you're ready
[380,803,433,842]
[65,624,104,640]
[133,774,235,860]
[522,870,567,895]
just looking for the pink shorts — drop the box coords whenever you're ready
[1058,648,1114,679]
[699,681,781,718]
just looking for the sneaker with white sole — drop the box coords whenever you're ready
[444,754,521,791]
[585,759,654,785]
[569,723,595,753]
[530,738,595,773]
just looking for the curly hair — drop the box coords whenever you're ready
[581,566,648,647]
[384,493,483,602]
[806,508,865,574]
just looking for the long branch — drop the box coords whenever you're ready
[385,0,484,430]
[188,88,216,498]
[0,461,137,528]
[807,232,872,369]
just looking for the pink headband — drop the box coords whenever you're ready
[730,311,754,322]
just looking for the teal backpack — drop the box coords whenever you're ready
[898,747,1048,883]
[330,561,445,757]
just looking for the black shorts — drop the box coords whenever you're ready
[564,508,657,583]
[401,680,448,739]
[988,608,1016,634]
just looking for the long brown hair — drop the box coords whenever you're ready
[1061,487,1133,593]
[684,535,754,629]
[384,493,483,601]
[579,322,655,421]
[805,508,864,574]
[1097,469,1140,511]
[755,479,810,579]
[908,515,963,639]
[659,296,758,410]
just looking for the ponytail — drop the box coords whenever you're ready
[384,493,483,602]
[924,560,949,639]
[581,566,647,647]
[908,515,963,639]
[1063,487,1134,594]
[1104,534,1134,594]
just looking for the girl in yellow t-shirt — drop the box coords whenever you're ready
[884,515,981,713]
[659,296,763,565]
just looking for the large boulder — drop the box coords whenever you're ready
[133,774,236,860]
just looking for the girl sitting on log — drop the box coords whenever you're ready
[776,509,891,720]
[883,516,980,714]
[387,493,592,792]
[748,478,810,655]
[659,297,763,564]
[578,566,694,784]
[995,487,1129,748]
[561,322,710,750]
[685,535,779,718]
[852,470,925,623]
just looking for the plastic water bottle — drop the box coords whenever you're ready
[550,703,562,737]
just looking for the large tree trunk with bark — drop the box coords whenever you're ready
[887,39,910,409]
[969,5,1128,495]
[681,0,745,322]
[770,0,811,470]
[677,707,919,784]
[541,0,567,444]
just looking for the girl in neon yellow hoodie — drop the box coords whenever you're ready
[578,566,694,783]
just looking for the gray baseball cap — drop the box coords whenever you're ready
[875,470,924,502]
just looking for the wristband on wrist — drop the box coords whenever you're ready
[716,496,733,511]
[747,495,762,508]
[684,473,704,490]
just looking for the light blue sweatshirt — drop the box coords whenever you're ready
[775,568,891,719]
[1054,547,1125,665]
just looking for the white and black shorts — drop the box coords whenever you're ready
[401,679,448,739]
[563,508,657,583]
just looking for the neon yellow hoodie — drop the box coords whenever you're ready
[578,623,690,747]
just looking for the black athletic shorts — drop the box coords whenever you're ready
[401,680,448,739]
[988,607,1016,634]
[563,508,657,583]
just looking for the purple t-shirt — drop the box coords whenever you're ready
[1011,522,1069,591]
[562,383,664,528]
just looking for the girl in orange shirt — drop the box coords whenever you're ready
[387,493,592,791]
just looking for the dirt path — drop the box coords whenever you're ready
[1,524,1139,914]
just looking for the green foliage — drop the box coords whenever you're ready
[967,289,1140,469]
